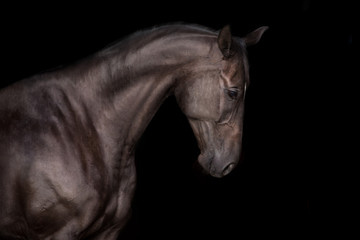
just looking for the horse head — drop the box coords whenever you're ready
[175,25,268,177]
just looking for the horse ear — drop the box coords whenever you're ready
[243,26,269,46]
[217,25,233,58]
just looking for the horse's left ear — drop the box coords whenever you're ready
[243,26,269,46]
[217,25,233,58]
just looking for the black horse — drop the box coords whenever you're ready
[0,24,267,239]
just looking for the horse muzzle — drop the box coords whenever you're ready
[188,119,243,178]
[198,153,238,178]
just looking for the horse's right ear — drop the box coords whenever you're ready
[217,25,233,58]
[242,26,269,46]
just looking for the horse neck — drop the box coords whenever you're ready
[78,32,216,158]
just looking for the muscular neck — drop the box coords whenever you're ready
[81,55,177,163]
[71,29,216,163]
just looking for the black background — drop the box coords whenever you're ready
[1,1,353,239]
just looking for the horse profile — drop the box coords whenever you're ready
[0,24,267,239]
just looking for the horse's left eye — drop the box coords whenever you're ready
[225,89,239,100]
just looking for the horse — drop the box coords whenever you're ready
[0,24,267,239]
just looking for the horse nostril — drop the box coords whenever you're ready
[222,163,235,176]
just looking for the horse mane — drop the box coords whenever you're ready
[97,23,218,57]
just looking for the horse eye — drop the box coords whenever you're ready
[225,89,238,100]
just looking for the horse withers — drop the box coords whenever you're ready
[0,24,267,239]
